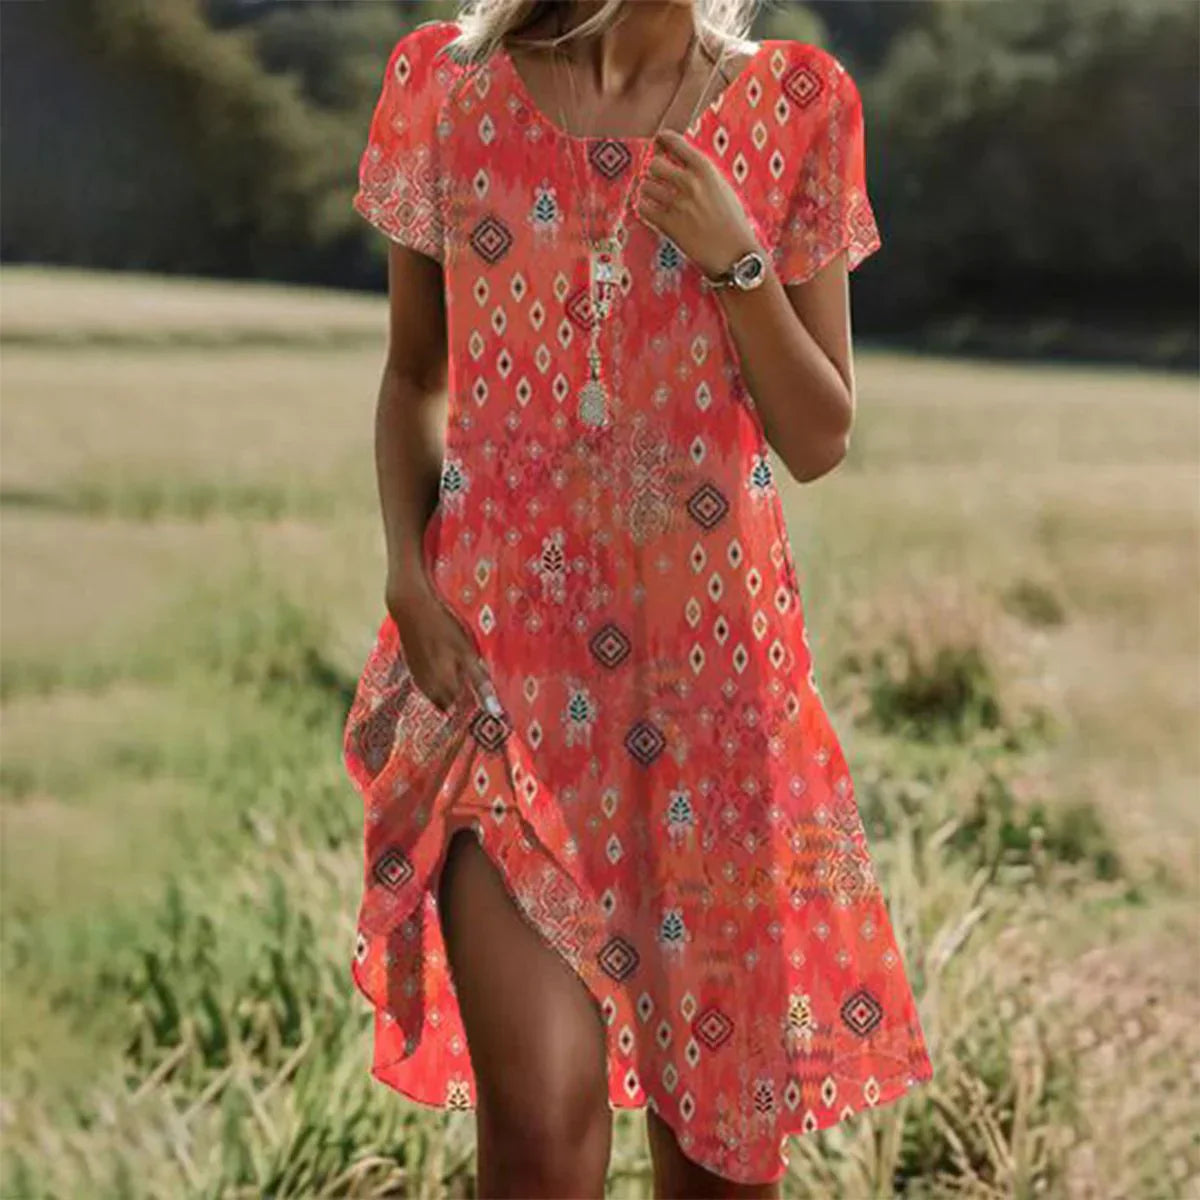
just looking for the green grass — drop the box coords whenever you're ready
[1,266,1197,1197]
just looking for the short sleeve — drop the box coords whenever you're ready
[771,49,882,285]
[353,22,457,262]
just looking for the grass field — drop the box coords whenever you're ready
[2,266,1197,1198]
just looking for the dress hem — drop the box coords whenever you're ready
[361,1044,934,1187]
[351,809,935,1189]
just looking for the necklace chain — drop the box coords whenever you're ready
[553,19,700,246]
[548,14,726,429]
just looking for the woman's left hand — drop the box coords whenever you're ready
[635,128,764,280]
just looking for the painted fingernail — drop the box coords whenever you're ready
[484,693,503,718]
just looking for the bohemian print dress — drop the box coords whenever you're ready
[343,17,934,1185]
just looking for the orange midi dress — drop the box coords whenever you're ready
[343,18,934,1185]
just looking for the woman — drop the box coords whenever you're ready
[343,1,934,1195]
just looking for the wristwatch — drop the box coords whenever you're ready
[700,249,767,292]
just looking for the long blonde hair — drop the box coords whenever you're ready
[444,0,763,67]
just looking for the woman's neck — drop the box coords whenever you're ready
[558,0,699,93]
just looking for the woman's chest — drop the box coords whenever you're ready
[442,146,704,295]
[435,75,796,294]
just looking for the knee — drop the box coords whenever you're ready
[480,1073,610,1192]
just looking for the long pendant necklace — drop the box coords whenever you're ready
[551,18,725,430]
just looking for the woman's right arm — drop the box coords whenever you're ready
[377,241,496,714]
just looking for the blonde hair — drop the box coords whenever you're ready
[444,0,762,67]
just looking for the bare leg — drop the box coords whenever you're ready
[646,1108,782,1200]
[436,825,613,1198]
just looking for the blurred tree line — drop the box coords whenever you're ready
[1,0,1196,357]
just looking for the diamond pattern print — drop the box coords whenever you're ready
[590,622,632,668]
[840,986,884,1037]
[345,22,930,1190]
[693,1005,735,1050]
[588,139,633,179]
[373,845,414,891]
[687,482,730,530]
[469,214,514,263]
[782,63,824,109]
[598,934,640,981]
[355,695,400,776]
[469,708,510,751]
[625,718,666,766]
[565,284,598,330]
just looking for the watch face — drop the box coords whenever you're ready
[733,252,765,288]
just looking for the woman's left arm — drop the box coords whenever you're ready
[637,126,858,484]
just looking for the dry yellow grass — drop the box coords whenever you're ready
[2,267,1197,1198]
[0,265,383,343]
[0,345,382,491]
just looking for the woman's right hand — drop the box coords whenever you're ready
[386,574,502,717]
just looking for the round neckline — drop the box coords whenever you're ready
[495,36,772,144]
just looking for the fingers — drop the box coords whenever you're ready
[654,127,705,167]
[640,132,707,229]
[397,588,505,717]
[415,648,499,718]
[635,200,664,234]
[442,618,503,718]
[413,651,463,713]
[645,149,690,191]
[638,177,678,212]
[461,651,504,718]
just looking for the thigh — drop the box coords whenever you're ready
[435,824,611,1120]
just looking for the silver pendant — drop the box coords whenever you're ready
[590,240,620,319]
[590,238,621,285]
[578,377,609,427]
[591,251,617,287]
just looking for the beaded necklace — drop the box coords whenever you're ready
[550,15,725,429]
